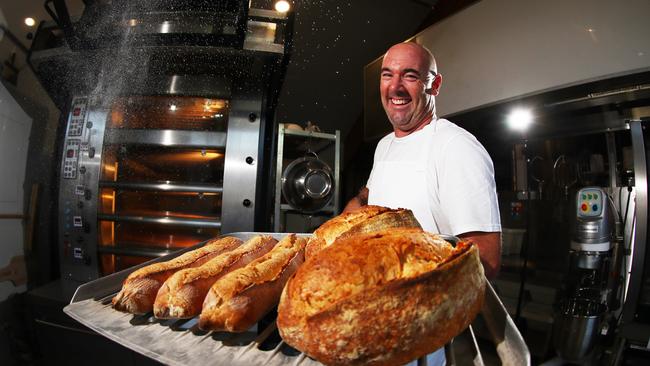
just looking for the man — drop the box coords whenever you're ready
[344,42,501,365]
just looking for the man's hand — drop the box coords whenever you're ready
[342,187,369,213]
[458,231,501,279]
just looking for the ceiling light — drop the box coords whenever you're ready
[275,0,291,13]
[24,17,36,27]
[507,108,533,131]
[169,104,177,111]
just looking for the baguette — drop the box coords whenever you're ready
[305,205,421,258]
[112,236,243,314]
[277,228,485,366]
[153,235,277,319]
[199,234,306,332]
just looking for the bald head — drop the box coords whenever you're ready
[385,42,437,86]
[380,42,442,137]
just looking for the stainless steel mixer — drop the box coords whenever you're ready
[553,187,616,362]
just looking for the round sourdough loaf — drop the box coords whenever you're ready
[277,228,485,366]
[305,205,421,259]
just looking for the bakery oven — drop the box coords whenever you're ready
[95,95,228,275]
[29,0,294,282]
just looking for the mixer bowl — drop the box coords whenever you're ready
[553,298,606,362]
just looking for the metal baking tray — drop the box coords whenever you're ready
[64,232,530,366]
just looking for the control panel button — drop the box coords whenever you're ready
[73,247,83,259]
[73,216,83,227]
[592,204,598,211]
[581,203,588,212]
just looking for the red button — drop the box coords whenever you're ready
[73,107,81,116]
[581,203,588,211]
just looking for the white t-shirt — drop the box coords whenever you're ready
[367,119,500,366]
[367,118,501,236]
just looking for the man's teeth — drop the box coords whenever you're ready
[391,98,409,105]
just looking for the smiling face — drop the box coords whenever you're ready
[380,43,441,137]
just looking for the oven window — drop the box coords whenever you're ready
[108,96,228,131]
[100,145,224,183]
[96,95,227,275]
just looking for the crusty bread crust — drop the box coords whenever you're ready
[153,235,277,319]
[277,228,485,365]
[112,236,243,314]
[305,205,421,259]
[199,234,306,332]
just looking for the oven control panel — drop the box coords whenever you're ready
[62,139,81,179]
[58,96,106,282]
[67,99,87,136]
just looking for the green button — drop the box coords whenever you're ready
[588,194,592,199]
[594,193,598,199]
[582,194,587,199]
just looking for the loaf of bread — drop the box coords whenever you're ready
[277,228,485,366]
[199,234,306,332]
[153,235,277,319]
[305,205,421,258]
[112,236,243,314]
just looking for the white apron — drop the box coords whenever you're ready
[367,127,445,366]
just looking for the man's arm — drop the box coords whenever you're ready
[457,231,501,280]
[342,186,369,213]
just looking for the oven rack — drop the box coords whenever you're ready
[64,232,530,366]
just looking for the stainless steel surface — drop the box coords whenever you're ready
[553,298,606,362]
[104,129,227,149]
[130,75,232,99]
[221,93,263,233]
[606,132,618,188]
[58,97,108,282]
[571,187,613,250]
[281,155,334,212]
[97,214,221,228]
[97,246,181,258]
[575,251,605,270]
[333,129,341,216]
[64,232,530,366]
[99,181,223,193]
[622,119,648,324]
[273,125,286,232]
[274,124,341,232]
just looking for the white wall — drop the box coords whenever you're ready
[413,0,650,116]
[0,81,31,301]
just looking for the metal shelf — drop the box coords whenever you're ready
[97,214,221,228]
[279,204,335,214]
[99,181,223,193]
[97,245,184,258]
[273,124,341,232]
[104,129,227,149]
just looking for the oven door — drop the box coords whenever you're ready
[97,95,228,275]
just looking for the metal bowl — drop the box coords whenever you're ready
[553,298,606,362]
[281,155,334,213]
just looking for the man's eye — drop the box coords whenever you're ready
[404,74,419,81]
[381,73,392,78]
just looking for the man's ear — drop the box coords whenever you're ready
[426,73,442,96]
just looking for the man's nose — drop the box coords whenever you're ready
[388,76,404,91]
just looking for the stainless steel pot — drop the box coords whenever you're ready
[281,153,334,213]
[553,298,606,362]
